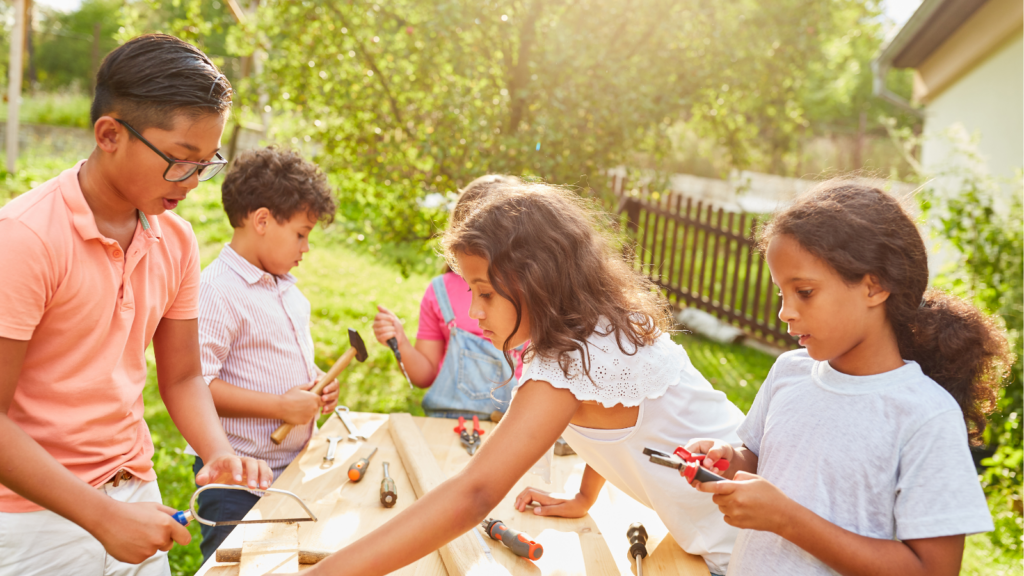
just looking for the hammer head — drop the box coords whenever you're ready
[348,328,369,362]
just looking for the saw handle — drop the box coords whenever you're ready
[271,347,356,445]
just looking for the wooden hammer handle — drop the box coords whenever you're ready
[270,346,357,445]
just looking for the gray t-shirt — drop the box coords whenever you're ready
[728,350,992,576]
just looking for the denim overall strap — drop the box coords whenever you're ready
[432,275,457,329]
[421,275,513,419]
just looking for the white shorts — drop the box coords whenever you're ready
[0,476,172,576]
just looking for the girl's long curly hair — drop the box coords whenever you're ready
[758,181,1013,444]
[442,182,672,381]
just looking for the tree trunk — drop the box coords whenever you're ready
[506,0,544,134]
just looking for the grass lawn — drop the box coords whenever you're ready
[4,147,1016,574]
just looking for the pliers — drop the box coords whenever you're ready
[643,446,729,483]
[454,415,485,455]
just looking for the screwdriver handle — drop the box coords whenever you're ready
[482,518,543,561]
[379,461,397,508]
[348,447,378,482]
[627,522,648,560]
[386,337,402,361]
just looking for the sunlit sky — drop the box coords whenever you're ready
[37,0,928,26]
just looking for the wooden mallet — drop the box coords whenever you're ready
[270,328,368,445]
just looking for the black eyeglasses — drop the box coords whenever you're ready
[115,119,227,182]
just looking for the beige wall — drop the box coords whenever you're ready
[921,31,1023,184]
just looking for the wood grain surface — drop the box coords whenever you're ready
[194,412,711,576]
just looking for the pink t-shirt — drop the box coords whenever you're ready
[415,272,523,379]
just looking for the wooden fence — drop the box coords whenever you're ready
[614,183,794,349]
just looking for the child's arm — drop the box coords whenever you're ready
[373,305,445,387]
[305,379,581,575]
[696,474,964,576]
[0,337,193,563]
[512,464,606,517]
[209,377,338,422]
[152,318,273,489]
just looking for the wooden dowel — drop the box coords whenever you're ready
[217,548,331,564]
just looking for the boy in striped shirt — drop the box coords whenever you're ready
[187,147,339,560]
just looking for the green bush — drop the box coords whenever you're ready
[918,127,1023,558]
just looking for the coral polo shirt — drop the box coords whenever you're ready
[0,161,200,512]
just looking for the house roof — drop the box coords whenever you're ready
[884,0,989,68]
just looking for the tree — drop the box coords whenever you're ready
[242,0,884,272]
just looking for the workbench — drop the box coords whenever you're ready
[195,412,711,576]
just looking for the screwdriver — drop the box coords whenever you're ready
[481,518,544,561]
[627,522,648,576]
[379,461,397,508]
[385,337,413,389]
[348,447,378,482]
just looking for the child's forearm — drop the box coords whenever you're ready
[398,339,444,388]
[578,464,606,505]
[0,413,120,534]
[725,445,759,478]
[778,500,964,576]
[163,374,235,461]
[209,378,289,419]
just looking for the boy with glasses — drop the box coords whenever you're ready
[0,34,272,575]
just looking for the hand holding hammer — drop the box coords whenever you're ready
[271,329,369,445]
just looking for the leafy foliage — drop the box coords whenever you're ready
[231,0,903,273]
[917,126,1023,557]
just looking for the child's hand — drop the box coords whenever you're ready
[684,438,734,477]
[195,453,274,489]
[372,305,407,347]
[320,378,339,414]
[281,381,322,425]
[695,471,797,534]
[513,487,594,518]
[91,501,192,564]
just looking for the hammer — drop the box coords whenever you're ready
[270,329,368,445]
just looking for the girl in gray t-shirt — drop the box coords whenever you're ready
[684,182,1011,576]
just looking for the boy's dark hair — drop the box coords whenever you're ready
[221,147,337,228]
[757,182,1013,444]
[91,34,232,131]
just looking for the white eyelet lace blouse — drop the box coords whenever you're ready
[514,325,745,576]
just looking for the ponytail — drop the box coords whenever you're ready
[759,181,1014,444]
[905,290,1011,443]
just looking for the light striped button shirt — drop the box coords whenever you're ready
[185,244,321,479]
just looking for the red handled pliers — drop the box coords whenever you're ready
[643,446,729,483]
[454,416,485,456]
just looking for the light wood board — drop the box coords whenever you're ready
[195,412,710,576]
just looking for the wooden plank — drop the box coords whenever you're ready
[391,414,509,576]
[239,523,299,576]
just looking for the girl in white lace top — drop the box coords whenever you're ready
[305,182,745,576]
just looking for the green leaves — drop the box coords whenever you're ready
[238,0,887,273]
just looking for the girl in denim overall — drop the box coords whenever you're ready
[420,274,519,418]
[372,175,522,419]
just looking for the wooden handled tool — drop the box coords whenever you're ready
[271,329,368,445]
